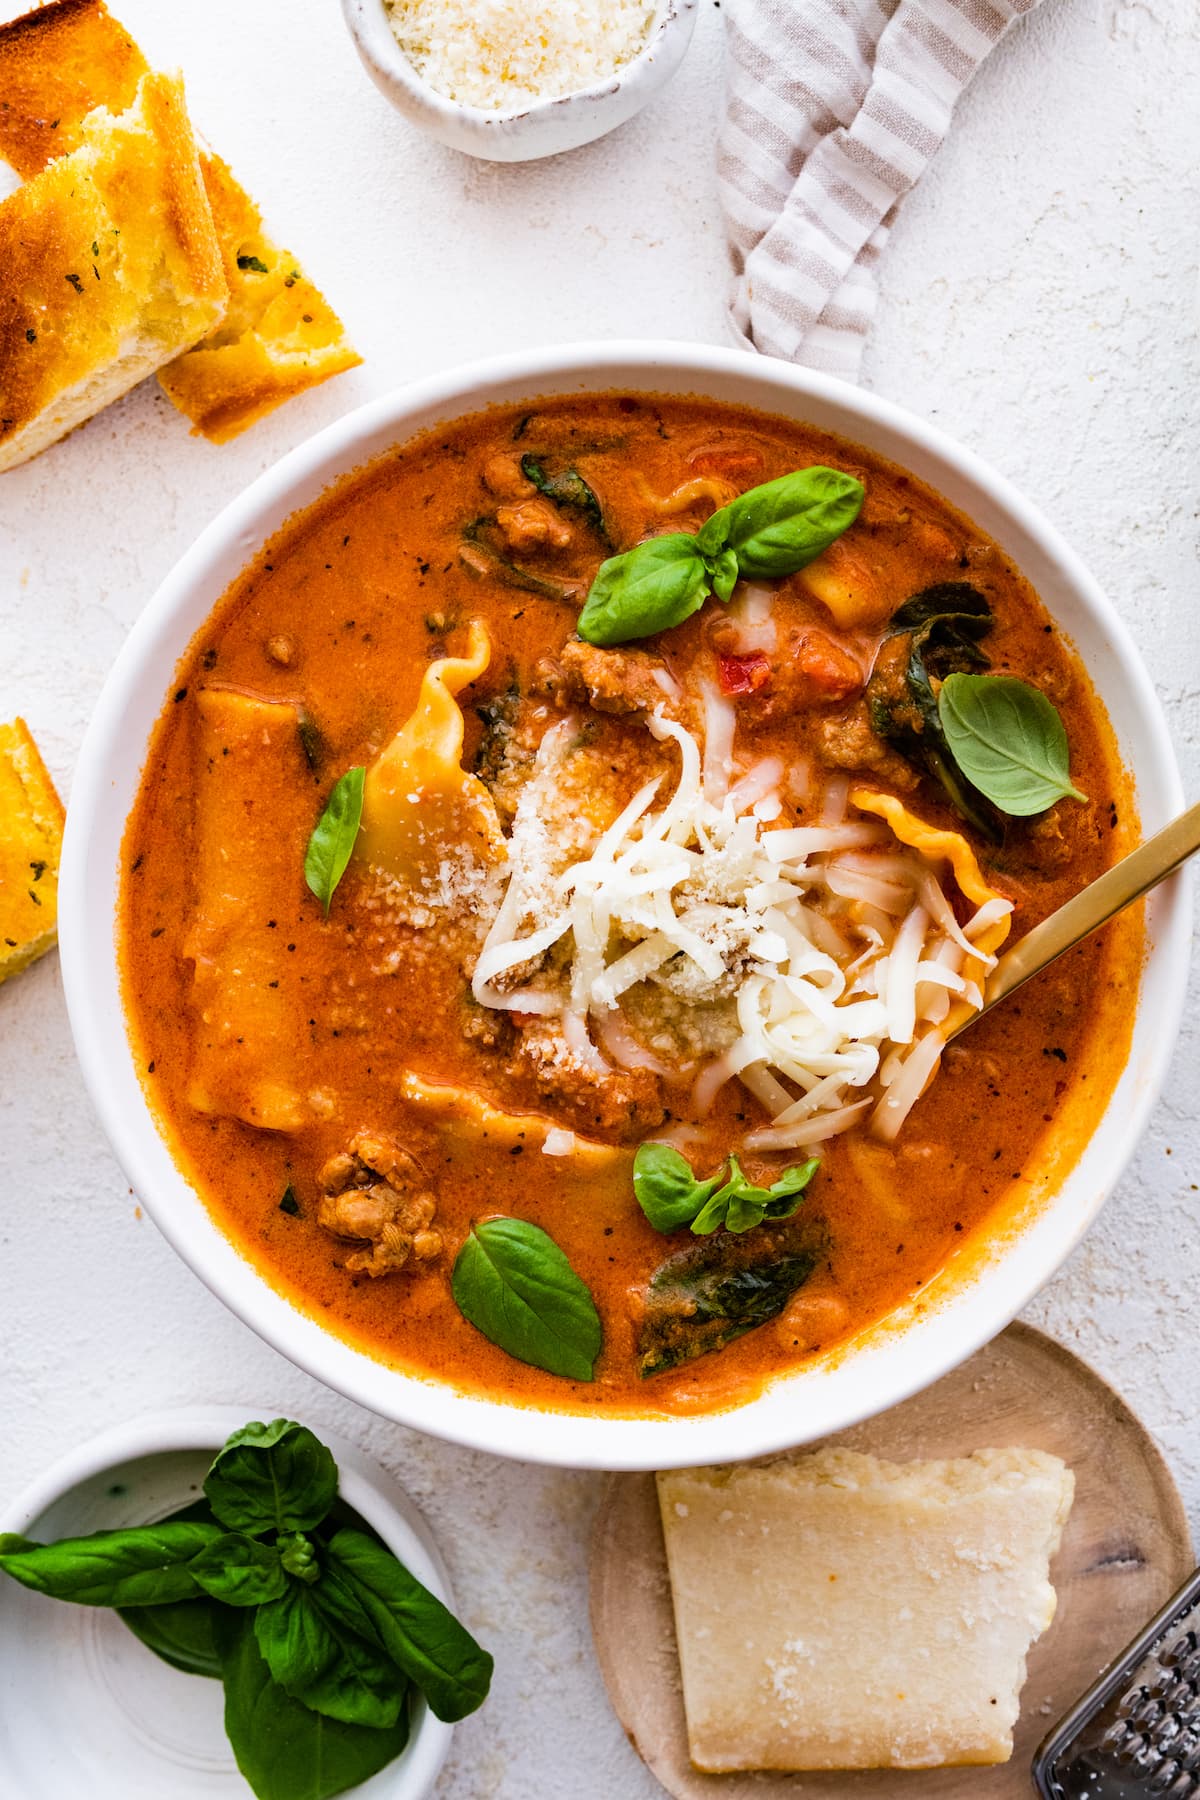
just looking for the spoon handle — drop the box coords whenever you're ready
[949,795,1200,1039]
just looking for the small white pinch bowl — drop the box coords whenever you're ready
[340,0,699,162]
[0,1408,455,1800]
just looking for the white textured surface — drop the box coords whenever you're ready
[0,1,1197,1794]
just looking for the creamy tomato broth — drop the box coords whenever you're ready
[120,395,1137,1415]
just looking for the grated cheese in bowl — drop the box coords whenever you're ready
[384,0,660,112]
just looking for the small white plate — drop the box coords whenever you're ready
[0,1407,455,1800]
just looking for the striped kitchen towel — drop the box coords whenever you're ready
[718,0,1047,381]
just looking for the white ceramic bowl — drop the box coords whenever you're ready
[0,1407,455,1799]
[341,0,699,162]
[59,342,1190,1472]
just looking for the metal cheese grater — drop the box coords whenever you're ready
[1035,1568,1200,1797]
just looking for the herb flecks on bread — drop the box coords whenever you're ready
[157,150,361,445]
[0,0,359,449]
[0,719,66,984]
[0,69,227,473]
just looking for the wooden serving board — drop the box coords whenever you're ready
[589,1323,1192,1800]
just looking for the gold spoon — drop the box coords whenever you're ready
[947,796,1200,1041]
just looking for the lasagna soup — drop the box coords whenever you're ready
[120,395,1137,1414]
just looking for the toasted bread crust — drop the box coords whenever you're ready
[159,150,362,442]
[0,0,146,178]
[0,70,227,471]
[0,717,66,983]
[0,0,359,443]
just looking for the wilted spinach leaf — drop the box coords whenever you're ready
[474,678,522,790]
[866,583,997,835]
[520,454,610,545]
[638,1227,822,1376]
[460,518,579,600]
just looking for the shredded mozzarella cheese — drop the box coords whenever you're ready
[473,713,1012,1143]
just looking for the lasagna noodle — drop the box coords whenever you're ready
[357,620,505,889]
[398,1071,624,1170]
[183,689,310,1131]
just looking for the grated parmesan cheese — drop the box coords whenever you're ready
[472,711,1011,1144]
[384,0,659,112]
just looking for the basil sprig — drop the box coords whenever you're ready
[451,1216,603,1381]
[696,466,865,579]
[937,673,1086,815]
[576,465,864,646]
[304,765,364,916]
[0,1419,492,1800]
[217,1609,412,1800]
[0,1520,222,1606]
[633,1143,820,1236]
[205,1417,339,1537]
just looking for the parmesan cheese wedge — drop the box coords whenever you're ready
[657,1446,1073,1772]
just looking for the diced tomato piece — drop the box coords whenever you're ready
[717,651,772,697]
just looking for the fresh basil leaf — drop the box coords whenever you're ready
[118,1597,226,1678]
[304,766,364,916]
[706,1155,820,1235]
[254,1580,335,1693]
[696,466,864,580]
[218,1609,410,1800]
[632,1143,721,1232]
[327,1526,493,1723]
[576,535,710,646]
[204,1420,338,1538]
[519,454,610,544]
[0,1522,221,1606]
[689,1181,736,1236]
[707,545,739,603]
[764,1158,822,1213]
[255,1577,406,1730]
[938,673,1086,816]
[188,1534,287,1608]
[635,1147,820,1236]
[451,1217,602,1381]
[279,1532,320,1585]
